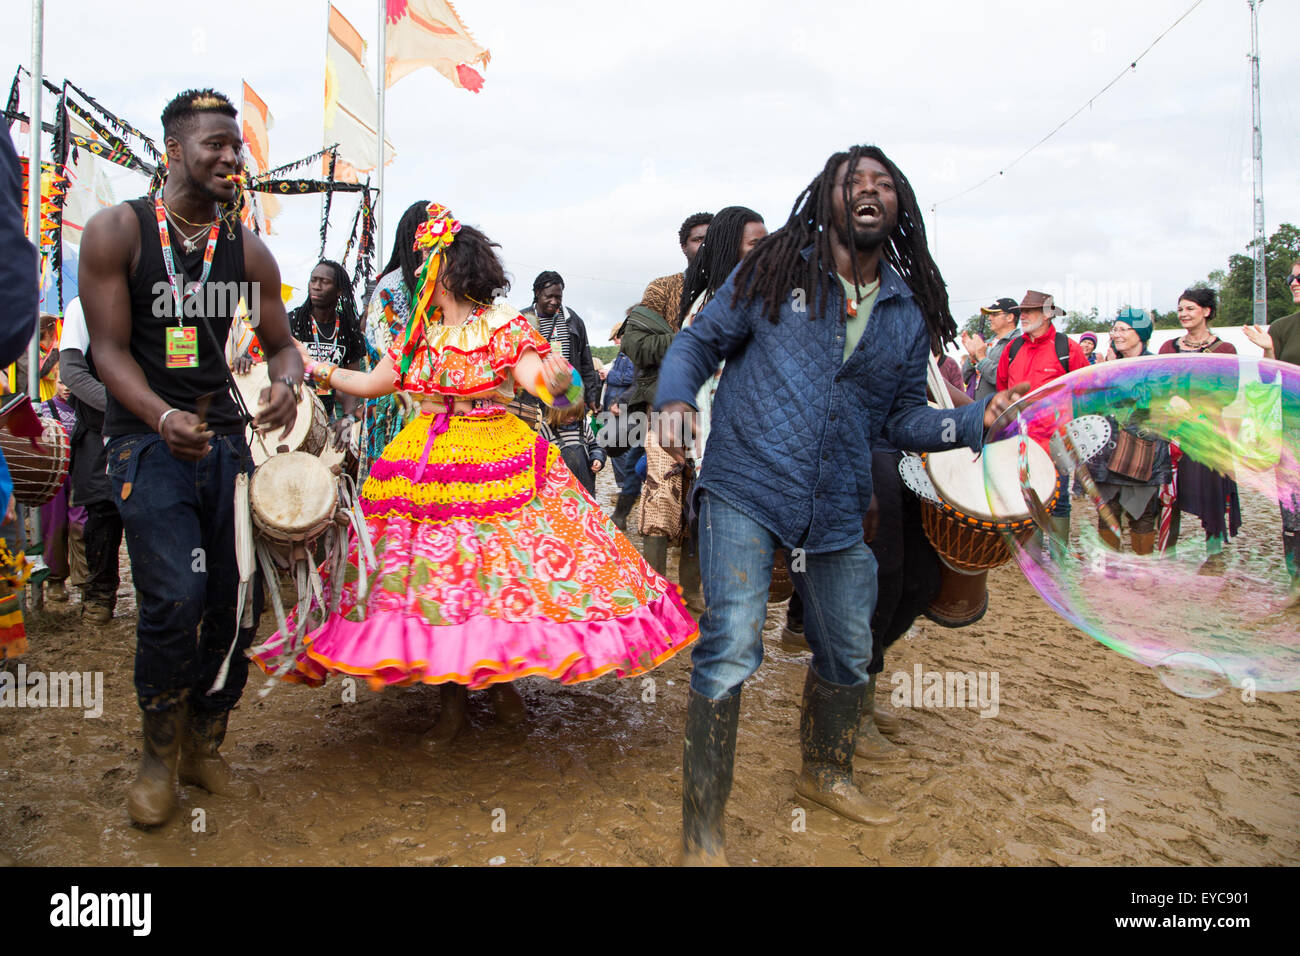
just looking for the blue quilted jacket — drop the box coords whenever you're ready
[656,258,989,553]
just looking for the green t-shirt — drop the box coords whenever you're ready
[1270,312,1300,366]
[838,273,881,363]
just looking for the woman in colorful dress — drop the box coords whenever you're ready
[255,203,698,739]
[1158,288,1241,571]
[357,201,430,480]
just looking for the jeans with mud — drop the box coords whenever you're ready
[693,489,876,699]
[106,432,259,712]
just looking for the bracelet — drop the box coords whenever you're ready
[158,407,180,433]
[314,364,337,389]
[276,376,302,402]
[302,358,318,383]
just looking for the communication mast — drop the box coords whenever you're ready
[1248,0,1266,326]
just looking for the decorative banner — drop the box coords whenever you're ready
[324,3,395,184]
[385,0,490,92]
[58,116,118,249]
[240,81,281,233]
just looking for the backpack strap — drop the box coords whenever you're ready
[1003,331,1072,374]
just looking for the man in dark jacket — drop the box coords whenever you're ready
[656,145,1025,864]
[519,270,600,412]
[57,297,123,623]
[0,129,38,369]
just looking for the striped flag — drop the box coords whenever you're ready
[325,3,395,183]
[240,81,281,233]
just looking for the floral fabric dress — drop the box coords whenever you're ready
[254,302,697,689]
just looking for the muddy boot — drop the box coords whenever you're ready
[679,546,703,613]
[681,688,741,866]
[868,674,902,736]
[489,683,526,727]
[794,669,898,826]
[610,493,637,532]
[1098,525,1122,551]
[1131,531,1156,557]
[127,699,186,827]
[179,708,259,798]
[856,675,907,763]
[780,592,808,649]
[642,535,669,577]
[431,683,468,742]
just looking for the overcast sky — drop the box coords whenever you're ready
[5,0,1299,340]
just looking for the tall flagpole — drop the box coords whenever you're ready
[375,0,386,272]
[26,0,44,402]
[1248,0,1266,326]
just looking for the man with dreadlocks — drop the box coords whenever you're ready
[289,259,365,439]
[519,271,601,414]
[79,88,302,828]
[656,146,1026,864]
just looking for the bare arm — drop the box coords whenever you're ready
[322,353,398,399]
[80,204,212,460]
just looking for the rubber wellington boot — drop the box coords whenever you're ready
[1131,531,1156,557]
[679,547,704,613]
[179,708,259,798]
[431,683,469,742]
[681,688,741,866]
[127,701,186,827]
[867,673,902,736]
[794,670,898,826]
[856,675,907,762]
[489,683,526,727]
[610,493,637,532]
[642,535,669,577]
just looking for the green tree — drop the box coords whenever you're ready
[1205,222,1300,325]
[1062,308,1108,333]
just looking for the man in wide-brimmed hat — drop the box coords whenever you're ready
[996,289,1089,540]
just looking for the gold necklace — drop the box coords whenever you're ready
[162,200,217,230]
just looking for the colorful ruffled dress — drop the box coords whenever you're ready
[253,303,697,688]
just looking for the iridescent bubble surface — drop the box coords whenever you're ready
[979,353,1300,697]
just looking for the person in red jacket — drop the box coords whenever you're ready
[996,289,1089,540]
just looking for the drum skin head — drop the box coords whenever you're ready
[235,366,318,464]
[249,452,336,535]
[926,437,1056,522]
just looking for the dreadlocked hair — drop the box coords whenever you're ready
[677,211,714,248]
[532,270,564,297]
[160,88,237,141]
[380,200,433,300]
[678,205,763,325]
[732,145,956,350]
[288,259,359,333]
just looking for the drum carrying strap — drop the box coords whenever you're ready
[209,471,256,694]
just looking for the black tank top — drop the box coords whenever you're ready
[104,197,246,435]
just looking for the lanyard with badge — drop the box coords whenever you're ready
[154,198,218,370]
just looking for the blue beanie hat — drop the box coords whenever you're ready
[1115,306,1153,343]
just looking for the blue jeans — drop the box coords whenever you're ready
[692,489,877,699]
[106,432,259,712]
[612,444,645,498]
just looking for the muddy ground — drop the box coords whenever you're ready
[1,466,1297,866]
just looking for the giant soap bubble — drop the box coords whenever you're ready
[981,353,1300,697]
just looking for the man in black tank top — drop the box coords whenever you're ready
[78,89,303,829]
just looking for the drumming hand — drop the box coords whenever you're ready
[161,411,213,462]
[232,351,255,375]
[862,494,879,543]
[255,383,299,440]
[983,383,1031,428]
[329,415,353,451]
[656,401,695,465]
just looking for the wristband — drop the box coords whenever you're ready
[158,407,181,433]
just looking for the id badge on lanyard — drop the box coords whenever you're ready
[154,199,219,372]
